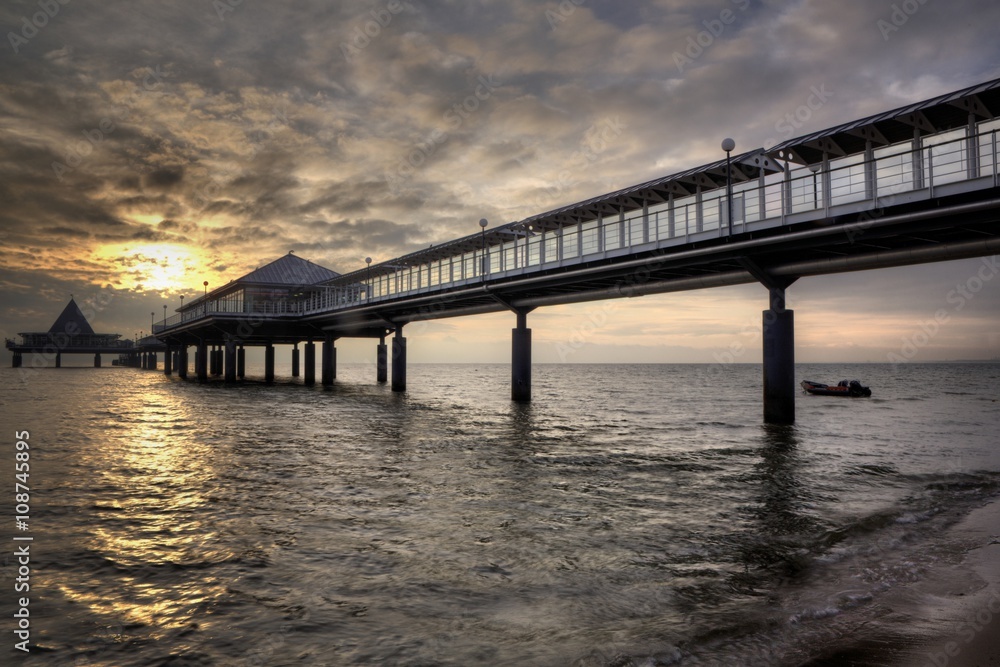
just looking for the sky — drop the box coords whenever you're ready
[1,0,999,365]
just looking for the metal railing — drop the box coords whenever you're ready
[155,127,999,333]
[7,334,133,349]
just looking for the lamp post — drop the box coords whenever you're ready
[150,312,154,334]
[809,163,820,209]
[365,257,372,302]
[163,304,167,326]
[203,281,209,316]
[479,218,488,279]
[721,138,735,236]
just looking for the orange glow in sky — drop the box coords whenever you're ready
[94,244,202,294]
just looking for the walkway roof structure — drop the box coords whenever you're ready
[768,77,1000,165]
[326,76,1000,287]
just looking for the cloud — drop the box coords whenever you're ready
[1,0,999,361]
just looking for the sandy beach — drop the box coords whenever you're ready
[897,498,1000,667]
[799,497,1000,667]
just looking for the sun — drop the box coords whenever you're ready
[95,243,202,294]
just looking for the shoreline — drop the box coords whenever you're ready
[898,498,1000,667]
[800,497,1000,667]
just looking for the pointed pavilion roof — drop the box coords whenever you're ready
[237,252,340,287]
[48,297,95,335]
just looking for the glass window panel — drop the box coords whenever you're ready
[544,233,559,263]
[527,235,541,265]
[701,195,720,229]
[581,220,599,254]
[604,219,621,251]
[628,214,645,246]
[562,227,579,259]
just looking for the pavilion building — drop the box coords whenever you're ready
[5,297,132,368]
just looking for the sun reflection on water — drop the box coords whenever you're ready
[48,380,234,651]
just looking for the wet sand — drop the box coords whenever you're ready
[898,499,1000,667]
[800,498,1000,667]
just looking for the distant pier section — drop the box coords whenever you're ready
[4,297,161,368]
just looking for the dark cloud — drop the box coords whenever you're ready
[143,167,185,190]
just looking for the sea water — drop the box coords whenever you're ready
[1,362,998,666]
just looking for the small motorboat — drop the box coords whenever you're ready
[801,379,872,397]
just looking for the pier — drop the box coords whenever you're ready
[5,298,136,369]
[78,80,1000,422]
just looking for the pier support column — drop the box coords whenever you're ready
[224,340,237,383]
[149,352,157,371]
[178,346,188,379]
[264,343,275,385]
[56,352,61,368]
[237,346,245,379]
[391,326,406,393]
[304,341,316,386]
[321,335,336,386]
[512,310,532,402]
[291,343,300,378]
[163,346,171,375]
[763,287,795,425]
[212,347,222,376]
[197,341,208,382]
[376,336,388,384]
[94,353,102,368]
[12,353,21,368]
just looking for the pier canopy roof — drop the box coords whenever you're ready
[237,251,341,287]
[767,76,1000,165]
[184,252,341,311]
[45,297,96,335]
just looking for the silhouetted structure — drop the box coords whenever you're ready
[6,297,132,368]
